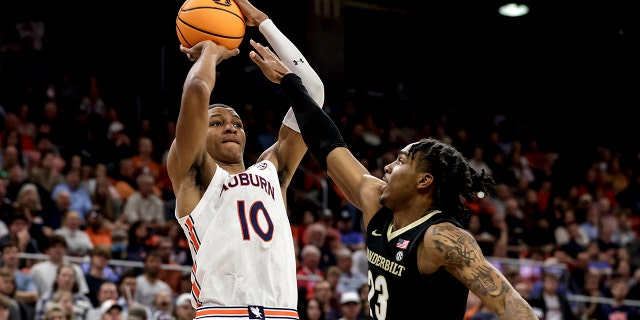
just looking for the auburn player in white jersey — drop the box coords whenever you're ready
[166,0,324,318]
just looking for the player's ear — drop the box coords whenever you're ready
[417,173,433,189]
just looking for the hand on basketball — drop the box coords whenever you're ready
[249,39,290,84]
[180,40,240,62]
[234,0,269,27]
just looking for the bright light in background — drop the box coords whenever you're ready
[499,3,529,17]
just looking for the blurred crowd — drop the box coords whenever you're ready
[3,11,640,320]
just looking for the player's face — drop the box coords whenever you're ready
[206,106,246,164]
[380,143,420,210]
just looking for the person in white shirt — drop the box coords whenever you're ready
[134,250,171,308]
[121,172,164,229]
[28,234,89,296]
[468,146,493,178]
[54,210,94,256]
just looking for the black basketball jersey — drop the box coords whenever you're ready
[366,207,469,320]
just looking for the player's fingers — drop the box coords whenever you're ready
[249,51,264,65]
[250,39,276,59]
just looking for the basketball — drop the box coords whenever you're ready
[176,0,246,50]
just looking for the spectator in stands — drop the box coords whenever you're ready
[596,214,621,253]
[297,244,324,301]
[125,221,155,262]
[3,163,27,203]
[0,266,33,319]
[127,306,149,320]
[300,296,325,320]
[122,172,164,229]
[0,212,41,267]
[311,279,340,320]
[612,209,636,248]
[173,293,194,320]
[38,101,67,149]
[0,146,23,176]
[155,236,182,296]
[335,210,365,252]
[85,209,114,248]
[29,234,89,296]
[51,167,93,220]
[78,75,107,117]
[356,283,369,320]
[130,137,161,182]
[34,263,92,320]
[90,176,122,226]
[15,102,37,142]
[0,294,11,320]
[161,221,191,266]
[0,170,13,224]
[85,163,123,218]
[106,126,135,177]
[325,266,343,313]
[528,272,578,320]
[334,247,366,295]
[134,250,171,308]
[110,230,127,261]
[0,241,38,313]
[54,210,94,256]
[303,221,337,271]
[13,182,43,219]
[41,302,66,320]
[150,288,173,320]
[98,298,124,320]
[337,291,362,320]
[39,188,71,232]
[85,281,120,320]
[112,158,136,202]
[116,270,152,320]
[12,182,49,251]
[1,114,35,152]
[50,290,79,320]
[83,245,119,307]
[29,151,64,195]
[600,277,640,319]
[468,146,493,178]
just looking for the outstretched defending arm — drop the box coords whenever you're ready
[248,40,343,165]
[259,20,324,132]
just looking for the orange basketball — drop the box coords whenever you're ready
[176,0,246,50]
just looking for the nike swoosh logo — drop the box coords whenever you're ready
[372,230,382,236]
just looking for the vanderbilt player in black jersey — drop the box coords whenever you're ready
[250,39,538,320]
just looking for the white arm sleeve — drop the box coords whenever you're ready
[259,19,324,132]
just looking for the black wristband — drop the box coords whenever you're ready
[281,73,346,168]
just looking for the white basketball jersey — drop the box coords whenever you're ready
[177,160,298,313]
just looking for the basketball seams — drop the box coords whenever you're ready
[177,19,244,40]
[179,6,246,22]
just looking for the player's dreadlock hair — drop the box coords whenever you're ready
[407,138,496,226]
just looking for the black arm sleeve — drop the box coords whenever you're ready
[280,73,346,168]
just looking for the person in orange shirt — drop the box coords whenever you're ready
[112,158,137,202]
[130,137,161,180]
[85,210,112,248]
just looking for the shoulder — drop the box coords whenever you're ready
[422,221,481,266]
[424,221,473,243]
